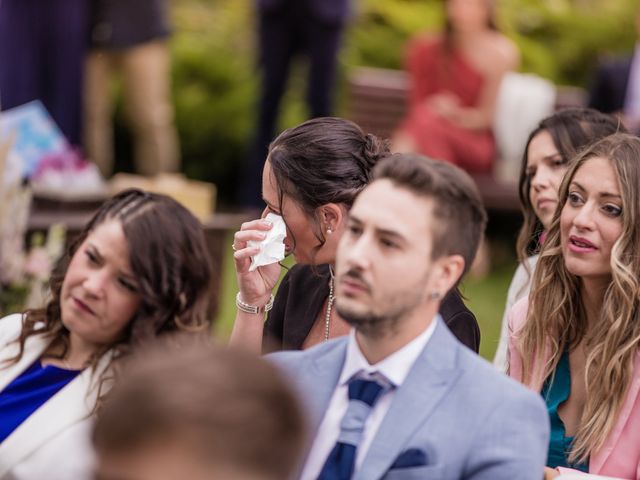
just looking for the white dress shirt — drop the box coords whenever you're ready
[300,316,439,480]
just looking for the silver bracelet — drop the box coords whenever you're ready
[235,292,274,315]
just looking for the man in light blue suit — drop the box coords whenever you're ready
[270,153,550,480]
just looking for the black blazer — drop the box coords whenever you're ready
[588,55,633,114]
[264,264,481,353]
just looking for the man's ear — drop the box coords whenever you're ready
[430,254,465,298]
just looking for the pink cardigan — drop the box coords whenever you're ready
[508,297,640,479]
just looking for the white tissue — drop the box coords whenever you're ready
[248,213,287,272]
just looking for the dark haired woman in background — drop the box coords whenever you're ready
[230,117,481,353]
[0,189,212,479]
[392,0,518,173]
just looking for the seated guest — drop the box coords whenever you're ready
[93,338,307,480]
[0,189,212,479]
[85,0,180,176]
[271,154,549,480]
[509,133,640,478]
[230,117,481,354]
[493,108,624,371]
[392,0,518,173]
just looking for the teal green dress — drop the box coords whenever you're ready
[541,351,589,472]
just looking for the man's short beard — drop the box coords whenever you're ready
[334,266,432,339]
[336,303,406,339]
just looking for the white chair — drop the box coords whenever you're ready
[493,71,556,182]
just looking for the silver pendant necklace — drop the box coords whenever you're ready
[324,266,335,341]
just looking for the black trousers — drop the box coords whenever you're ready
[0,0,88,146]
[239,2,345,207]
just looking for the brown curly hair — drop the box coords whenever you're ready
[516,108,625,268]
[5,189,213,404]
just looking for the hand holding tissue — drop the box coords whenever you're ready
[248,213,287,272]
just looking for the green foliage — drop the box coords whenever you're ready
[501,0,637,85]
[347,0,638,84]
[346,0,443,69]
[171,0,256,204]
[170,0,639,203]
[0,283,28,317]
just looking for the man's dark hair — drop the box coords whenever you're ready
[93,338,307,480]
[372,154,487,273]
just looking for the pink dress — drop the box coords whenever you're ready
[399,36,495,173]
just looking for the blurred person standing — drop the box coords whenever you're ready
[239,0,350,207]
[588,9,640,134]
[85,0,180,177]
[0,0,88,146]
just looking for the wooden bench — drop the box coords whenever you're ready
[346,67,587,212]
[27,194,251,319]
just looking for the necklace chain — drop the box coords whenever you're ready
[324,267,335,341]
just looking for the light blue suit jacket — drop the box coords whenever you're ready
[270,319,550,480]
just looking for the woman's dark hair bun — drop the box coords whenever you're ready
[363,133,390,168]
[268,118,391,210]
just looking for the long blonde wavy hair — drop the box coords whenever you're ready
[516,133,640,464]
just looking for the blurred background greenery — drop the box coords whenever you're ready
[151,0,638,359]
[167,0,638,207]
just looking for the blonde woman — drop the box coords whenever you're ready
[508,133,640,479]
[493,108,624,371]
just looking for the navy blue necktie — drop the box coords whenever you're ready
[317,377,388,480]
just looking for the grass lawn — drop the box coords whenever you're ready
[214,232,516,362]
[459,266,513,360]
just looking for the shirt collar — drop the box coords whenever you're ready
[339,315,440,388]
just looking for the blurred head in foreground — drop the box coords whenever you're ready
[93,338,307,480]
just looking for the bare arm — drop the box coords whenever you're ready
[438,35,520,131]
[228,218,281,354]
